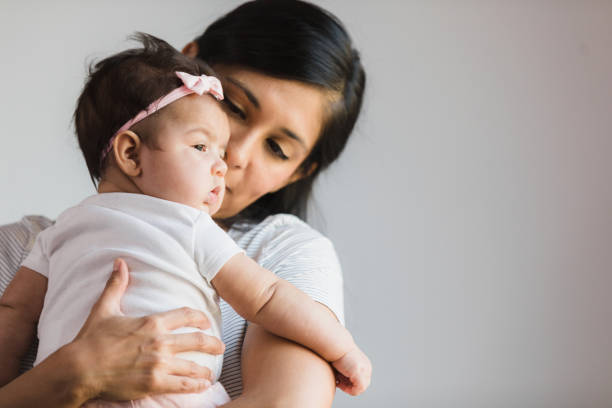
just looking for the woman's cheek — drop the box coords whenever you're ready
[247,177,274,202]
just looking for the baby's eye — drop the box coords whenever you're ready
[194,144,208,152]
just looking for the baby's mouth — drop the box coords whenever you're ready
[207,186,223,204]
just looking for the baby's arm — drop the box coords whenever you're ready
[211,253,371,395]
[0,266,47,386]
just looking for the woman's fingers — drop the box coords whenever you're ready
[76,259,129,338]
[167,331,225,355]
[150,374,212,395]
[166,356,214,381]
[154,307,211,332]
[100,371,211,401]
[67,258,227,401]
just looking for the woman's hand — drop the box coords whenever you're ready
[69,258,224,402]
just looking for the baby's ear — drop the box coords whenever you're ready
[112,131,143,177]
[181,41,199,59]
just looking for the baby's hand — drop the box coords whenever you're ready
[331,345,372,396]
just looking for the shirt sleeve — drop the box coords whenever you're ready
[193,213,244,282]
[0,215,53,293]
[20,229,50,278]
[0,216,52,374]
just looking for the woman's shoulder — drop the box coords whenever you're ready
[0,215,54,294]
[229,213,333,255]
[0,215,54,253]
[231,213,319,234]
[230,214,345,324]
[229,213,341,278]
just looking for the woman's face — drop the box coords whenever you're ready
[211,66,328,219]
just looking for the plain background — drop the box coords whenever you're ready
[1,1,612,407]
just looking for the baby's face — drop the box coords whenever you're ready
[136,94,230,214]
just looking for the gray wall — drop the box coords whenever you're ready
[1,1,611,407]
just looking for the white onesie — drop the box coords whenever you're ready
[22,192,243,383]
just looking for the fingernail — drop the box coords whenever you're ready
[113,259,121,272]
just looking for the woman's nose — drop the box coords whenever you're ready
[225,129,256,169]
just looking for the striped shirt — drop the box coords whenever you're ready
[0,214,344,399]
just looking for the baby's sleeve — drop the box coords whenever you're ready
[20,230,50,278]
[193,213,244,282]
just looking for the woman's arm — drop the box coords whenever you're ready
[223,315,338,408]
[213,253,370,395]
[0,267,46,386]
[217,216,361,405]
[0,259,223,408]
[0,340,91,408]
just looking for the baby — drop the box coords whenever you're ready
[0,34,370,407]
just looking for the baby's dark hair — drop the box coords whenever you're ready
[74,33,214,184]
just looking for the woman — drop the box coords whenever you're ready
[0,1,365,406]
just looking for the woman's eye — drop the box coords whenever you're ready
[194,144,208,152]
[223,98,246,120]
[266,139,289,160]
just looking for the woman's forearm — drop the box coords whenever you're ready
[0,304,35,387]
[0,343,90,408]
[223,320,337,408]
[0,266,48,387]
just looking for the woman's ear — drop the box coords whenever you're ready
[112,131,143,177]
[182,41,199,59]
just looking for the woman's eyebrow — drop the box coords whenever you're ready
[226,77,260,109]
[225,76,306,150]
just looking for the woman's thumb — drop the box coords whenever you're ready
[95,258,129,316]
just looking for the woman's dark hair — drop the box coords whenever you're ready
[75,33,213,183]
[195,0,366,222]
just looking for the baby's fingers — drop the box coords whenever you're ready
[332,348,372,396]
[335,371,368,396]
[351,361,372,395]
[349,374,370,396]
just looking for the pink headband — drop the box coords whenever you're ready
[100,71,224,163]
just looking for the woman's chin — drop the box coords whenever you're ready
[212,206,235,220]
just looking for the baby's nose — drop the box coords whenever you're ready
[212,157,228,177]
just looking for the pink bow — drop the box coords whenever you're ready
[100,71,225,163]
[176,71,223,100]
